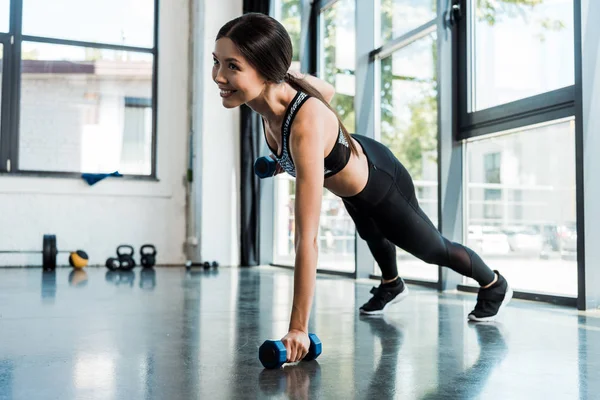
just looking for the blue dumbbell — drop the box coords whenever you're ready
[259,333,322,369]
[254,156,277,179]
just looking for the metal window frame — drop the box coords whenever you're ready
[0,34,11,173]
[0,0,160,179]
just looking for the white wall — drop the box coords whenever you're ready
[189,0,242,267]
[0,0,190,267]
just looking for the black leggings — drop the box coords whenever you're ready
[341,134,496,286]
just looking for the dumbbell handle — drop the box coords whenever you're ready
[254,156,278,179]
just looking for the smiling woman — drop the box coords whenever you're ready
[214,11,515,368]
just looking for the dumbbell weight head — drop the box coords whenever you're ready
[304,333,322,361]
[259,340,287,370]
[254,156,277,179]
[203,261,211,269]
[140,244,156,268]
[116,245,136,270]
[258,333,322,369]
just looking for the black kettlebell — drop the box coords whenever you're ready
[140,244,156,268]
[117,245,136,271]
[106,257,120,271]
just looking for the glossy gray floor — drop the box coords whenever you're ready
[0,266,599,400]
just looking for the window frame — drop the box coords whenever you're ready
[0,34,11,173]
[0,0,160,179]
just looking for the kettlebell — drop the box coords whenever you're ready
[105,257,120,271]
[140,244,156,268]
[117,245,136,271]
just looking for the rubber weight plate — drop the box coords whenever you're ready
[43,234,57,270]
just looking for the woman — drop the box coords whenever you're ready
[212,13,512,363]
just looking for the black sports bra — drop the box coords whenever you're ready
[262,91,351,178]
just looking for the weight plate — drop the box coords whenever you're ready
[43,234,57,270]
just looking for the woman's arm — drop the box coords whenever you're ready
[288,70,336,103]
[280,99,325,362]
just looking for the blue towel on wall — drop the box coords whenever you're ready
[81,171,123,186]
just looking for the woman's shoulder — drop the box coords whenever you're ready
[292,95,336,133]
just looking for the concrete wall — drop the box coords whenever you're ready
[0,0,190,267]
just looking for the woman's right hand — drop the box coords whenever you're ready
[269,153,284,176]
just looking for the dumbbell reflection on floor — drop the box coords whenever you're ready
[258,361,322,397]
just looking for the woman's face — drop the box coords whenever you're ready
[212,37,266,108]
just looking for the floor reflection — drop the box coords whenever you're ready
[0,266,595,399]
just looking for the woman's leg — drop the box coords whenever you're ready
[371,161,496,287]
[346,134,511,320]
[370,158,512,321]
[342,199,398,281]
[342,199,409,314]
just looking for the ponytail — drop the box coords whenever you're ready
[283,72,358,156]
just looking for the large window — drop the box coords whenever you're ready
[272,0,357,273]
[371,2,439,282]
[459,0,578,300]
[466,119,577,297]
[0,0,157,176]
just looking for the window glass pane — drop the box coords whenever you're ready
[19,42,154,175]
[274,177,356,272]
[279,0,302,70]
[23,0,155,48]
[273,1,357,273]
[377,33,438,282]
[0,43,3,126]
[321,0,355,132]
[472,0,574,111]
[380,0,436,44]
[0,0,8,33]
[466,119,577,297]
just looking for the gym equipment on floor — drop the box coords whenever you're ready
[140,244,156,268]
[185,260,219,269]
[0,234,88,270]
[259,333,322,369]
[105,245,136,271]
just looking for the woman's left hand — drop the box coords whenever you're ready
[281,329,310,363]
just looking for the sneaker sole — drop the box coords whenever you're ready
[359,286,410,315]
[468,286,513,322]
